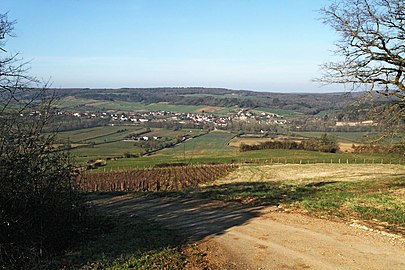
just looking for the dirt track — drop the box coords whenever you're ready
[91,194,405,270]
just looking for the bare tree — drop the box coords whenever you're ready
[0,13,85,269]
[318,0,405,125]
[0,13,37,111]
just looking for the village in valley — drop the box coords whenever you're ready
[66,108,287,129]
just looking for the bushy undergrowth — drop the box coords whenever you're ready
[50,215,185,270]
[352,143,405,155]
[240,133,339,153]
[0,131,88,269]
[0,13,91,268]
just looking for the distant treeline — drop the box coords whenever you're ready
[240,134,339,153]
[52,87,371,115]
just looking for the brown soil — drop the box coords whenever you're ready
[90,193,405,270]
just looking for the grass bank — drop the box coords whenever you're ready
[196,164,405,235]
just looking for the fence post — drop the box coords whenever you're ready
[339,159,341,164]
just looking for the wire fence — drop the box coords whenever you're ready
[239,157,405,165]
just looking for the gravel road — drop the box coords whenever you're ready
[90,194,405,270]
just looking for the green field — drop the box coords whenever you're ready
[212,106,239,115]
[61,127,206,163]
[254,107,302,118]
[156,131,237,158]
[93,131,237,169]
[146,128,206,138]
[70,141,144,162]
[57,125,145,143]
[61,127,403,169]
[57,99,206,113]
[96,133,403,170]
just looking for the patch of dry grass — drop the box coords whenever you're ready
[201,164,405,234]
[213,164,405,184]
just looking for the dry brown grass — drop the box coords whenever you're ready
[229,137,275,147]
[339,143,364,153]
[211,164,405,185]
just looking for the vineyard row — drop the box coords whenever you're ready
[79,164,237,192]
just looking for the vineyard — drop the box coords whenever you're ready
[79,164,237,192]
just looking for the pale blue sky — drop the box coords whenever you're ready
[1,0,342,92]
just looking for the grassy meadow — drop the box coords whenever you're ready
[56,125,145,143]
[96,137,403,170]
[156,131,237,157]
[59,126,205,163]
[57,126,404,170]
[96,131,239,169]
[70,141,144,162]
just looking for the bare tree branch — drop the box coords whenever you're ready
[317,0,405,124]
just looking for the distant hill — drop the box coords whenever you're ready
[53,87,371,115]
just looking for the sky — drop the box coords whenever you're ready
[1,0,344,93]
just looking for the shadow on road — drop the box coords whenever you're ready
[90,193,265,242]
[88,179,338,242]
